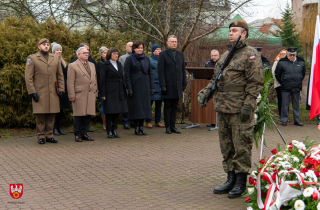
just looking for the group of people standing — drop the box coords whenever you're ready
[25,35,187,144]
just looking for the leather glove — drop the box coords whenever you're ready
[161,86,167,95]
[240,105,252,122]
[150,89,155,95]
[198,93,205,108]
[32,93,40,102]
[127,89,133,97]
[58,91,63,96]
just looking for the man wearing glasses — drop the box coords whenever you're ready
[275,47,305,126]
[71,42,96,132]
[67,47,98,142]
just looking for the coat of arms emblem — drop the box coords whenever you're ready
[10,184,23,199]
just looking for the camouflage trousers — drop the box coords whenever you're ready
[218,112,254,174]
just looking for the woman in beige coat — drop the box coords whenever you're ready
[272,49,287,119]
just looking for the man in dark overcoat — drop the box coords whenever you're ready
[158,35,187,134]
[25,38,65,144]
[275,47,305,126]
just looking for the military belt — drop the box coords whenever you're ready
[217,85,245,92]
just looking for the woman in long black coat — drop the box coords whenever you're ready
[52,42,70,135]
[101,48,128,138]
[124,40,155,135]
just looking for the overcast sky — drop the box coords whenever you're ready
[240,0,291,23]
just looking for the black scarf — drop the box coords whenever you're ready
[130,52,148,74]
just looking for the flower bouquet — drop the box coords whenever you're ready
[244,138,320,210]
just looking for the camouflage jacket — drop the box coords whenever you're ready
[199,40,264,113]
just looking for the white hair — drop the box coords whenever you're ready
[211,49,219,55]
[126,42,133,46]
[167,35,177,42]
[99,46,108,54]
[76,47,87,56]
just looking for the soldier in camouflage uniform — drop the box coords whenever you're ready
[198,19,264,198]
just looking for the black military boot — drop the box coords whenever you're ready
[213,171,236,194]
[228,173,247,198]
[107,131,113,138]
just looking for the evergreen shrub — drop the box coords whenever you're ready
[0,16,142,127]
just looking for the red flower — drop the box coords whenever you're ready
[245,196,251,203]
[259,159,265,164]
[301,167,308,173]
[271,173,277,182]
[315,171,320,177]
[271,148,277,154]
[262,174,267,181]
[249,177,255,185]
[272,165,276,168]
[288,168,293,171]
[288,147,292,152]
[259,168,262,172]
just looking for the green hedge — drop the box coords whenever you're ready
[0,16,143,127]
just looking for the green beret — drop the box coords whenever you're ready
[38,38,49,46]
[229,19,249,32]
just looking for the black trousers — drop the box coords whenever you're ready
[73,116,91,136]
[133,119,144,128]
[275,87,282,117]
[163,98,179,128]
[106,113,119,132]
[281,91,300,123]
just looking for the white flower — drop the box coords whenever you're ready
[254,113,258,120]
[251,171,257,179]
[317,202,320,210]
[256,94,261,104]
[280,161,292,169]
[305,170,318,182]
[299,149,306,156]
[274,157,283,162]
[293,156,300,163]
[294,200,305,210]
[283,202,288,206]
[247,187,254,194]
[298,142,306,150]
[292,140,300,146]
[247,207,253,210]
[303,187,314,197]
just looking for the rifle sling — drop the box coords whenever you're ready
[217,85,245,92]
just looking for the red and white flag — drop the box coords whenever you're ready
[308,15,320,120]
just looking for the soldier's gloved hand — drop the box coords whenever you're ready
[32,93,40,102]
[58,91,63,96]
[240,105,252,122]
[198,93,205,108]
[127,89,133,97]
[161,86,167,95]
[150,89,155,95]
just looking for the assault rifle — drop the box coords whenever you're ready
[203,34,242,107]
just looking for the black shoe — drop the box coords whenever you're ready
[53,128,60,136]
[214,171,236,194]
[171,127,181,134]
[88,128,94,132]
[135,127,142,135]
[139,127,147,135]
[46,137,58,143]
[206,124,215,127]
[166,127,172,134]
[38,138,45,144]
[228,173,247,198]
[112,129,120,138]
[107,131,113,138]
[282,122,287,126]
[58,128,66,135]
[123,124,130,130]
[294,122,304,126]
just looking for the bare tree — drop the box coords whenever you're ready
[69,0,251,52]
